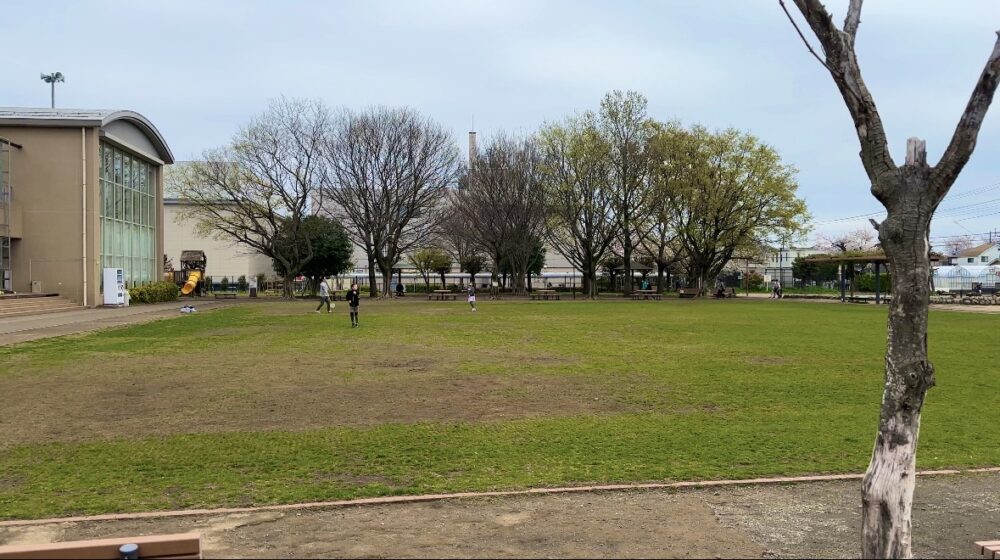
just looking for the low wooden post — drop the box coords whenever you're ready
[875,262,881,304]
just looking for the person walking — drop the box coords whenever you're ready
[467,283,477,312]
[346,282,361,328]
[315,277,334,313]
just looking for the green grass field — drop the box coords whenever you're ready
[0,298,997,520]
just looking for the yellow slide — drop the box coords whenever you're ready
[181,270,202,295]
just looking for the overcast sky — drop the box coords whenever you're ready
[3,0,1000,245]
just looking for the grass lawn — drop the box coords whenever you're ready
[0,298,997,520]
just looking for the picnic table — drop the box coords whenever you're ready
[530,289,560,301]
[428,289,457,301]
[631,289,662,301]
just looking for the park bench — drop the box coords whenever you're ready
[213,292,237,299]
[0,532,201,559]
[677,288,700,298]
[723,287,736,298]
[428,290,457,301]
[975,540,1000,559]
[530,290,560,301]
[631,290,661,301]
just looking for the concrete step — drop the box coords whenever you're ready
[0,296,80,317]
[0,305,82,319]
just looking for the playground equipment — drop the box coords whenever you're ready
[178,250,207,296]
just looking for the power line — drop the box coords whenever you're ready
[812,180,1000,225]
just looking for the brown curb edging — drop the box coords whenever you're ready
[3,466,998,528]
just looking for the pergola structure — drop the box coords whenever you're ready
[802,253,944,304]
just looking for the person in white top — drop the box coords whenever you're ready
[315,277,334,313]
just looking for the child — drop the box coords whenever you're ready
[346,282,361,328]
[315,277,333,313]
[467,283,477,312]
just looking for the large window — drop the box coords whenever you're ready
[100,143,156,288]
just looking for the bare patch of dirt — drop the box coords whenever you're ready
[2,472,996,558]
[0,347,639,448]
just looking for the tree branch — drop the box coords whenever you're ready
[932,32,1000,197]
[778,0,833,72]
[789,0,897,189]
[843,0,863,47]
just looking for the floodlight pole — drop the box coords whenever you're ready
[40,72,65,108]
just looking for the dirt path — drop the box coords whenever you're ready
[0,300,234,346]
[3,472,996,558]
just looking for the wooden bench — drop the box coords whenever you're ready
[845,296,870,304]
[213,292,237,299]
[677,288,700,298]
[631,290,661,301]
[975,540,1000,559]
[0,532,201,559]
[530,290,560,301]
[428,292,457,301]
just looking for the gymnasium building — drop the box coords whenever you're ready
[0,108,174,307]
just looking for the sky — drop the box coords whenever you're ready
[3,0,1000,247]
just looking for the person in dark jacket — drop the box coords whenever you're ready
[346,282,361,328]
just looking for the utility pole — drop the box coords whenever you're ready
[40,72,65,108]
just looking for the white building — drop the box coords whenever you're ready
[758,246,826,285]
[956,242,1000,266]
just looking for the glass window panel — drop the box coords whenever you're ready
[101,181,109,218]
[139,163,147,195]
[113,149,122,184]
[123,156,131,193]
[113,184,122,220]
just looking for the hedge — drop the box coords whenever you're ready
[127,281,180,304]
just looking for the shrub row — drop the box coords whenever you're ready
[128,281,180,304]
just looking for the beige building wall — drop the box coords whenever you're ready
[0,126,102,305]
[163,202,274,282]
[0,117,168,307]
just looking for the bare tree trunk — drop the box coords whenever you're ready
[783,2,1000,551]
[860,156,941,556]
[367,262,378,298]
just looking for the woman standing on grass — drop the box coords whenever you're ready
[467,283,477,312]
[315,277,334,313]
[346,282,361,328]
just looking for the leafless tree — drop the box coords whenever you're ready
[322,107,461,298]
[782,1,1000,556]
[175,97,330,298]
[538,113,617,298]
[601,91,657,295]
[457,134,546,296]
[439,190,489,285]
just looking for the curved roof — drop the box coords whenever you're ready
[0,107,174,164]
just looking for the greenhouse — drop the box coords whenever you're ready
[933,265,1000,293]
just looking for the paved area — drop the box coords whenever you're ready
[1,472,996,558]
[0,300,234,346]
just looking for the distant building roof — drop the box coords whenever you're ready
[0,107,174,164]
[958,242,997,258]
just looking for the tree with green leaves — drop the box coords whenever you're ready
[272,214,353,295]
[653,125,809,293]
[410,247,450,290]
[600,91,657,295]
[539,112,616,298]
